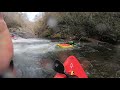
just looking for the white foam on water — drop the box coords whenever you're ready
[13,38,58,54]
[12,38,50,43]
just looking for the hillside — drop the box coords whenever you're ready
[34,12,120,44]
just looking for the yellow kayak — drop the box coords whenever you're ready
[57,44,73,48]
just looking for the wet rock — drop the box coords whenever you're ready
[102,63,120,73]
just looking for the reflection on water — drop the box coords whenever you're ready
[13,39,120,78]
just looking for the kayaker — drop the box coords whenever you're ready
[0,13,14,77]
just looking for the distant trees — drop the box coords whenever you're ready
[2,12,35,37]
[3,12,26,28]
[34,12,120,44]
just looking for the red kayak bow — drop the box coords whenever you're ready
[54,56,88,78]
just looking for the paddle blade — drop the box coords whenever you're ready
[53,60,64,74]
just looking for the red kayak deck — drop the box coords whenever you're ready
[54,56,88,78]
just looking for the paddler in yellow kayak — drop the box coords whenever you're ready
[57,41,76,48]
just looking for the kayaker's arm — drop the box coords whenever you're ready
[0,13,13,74]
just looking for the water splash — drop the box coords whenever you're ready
[47,17,57,28]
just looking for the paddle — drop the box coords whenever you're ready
[53,60,69,78]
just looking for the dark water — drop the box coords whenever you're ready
[12,38,120,78]
[44,44,120,78]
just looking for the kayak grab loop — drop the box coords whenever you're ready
[70,71,74,75]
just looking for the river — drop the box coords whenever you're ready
[12,38,120,78]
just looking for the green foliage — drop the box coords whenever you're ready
[34,12,120,44]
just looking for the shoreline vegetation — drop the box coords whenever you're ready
[3,12,120,45]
